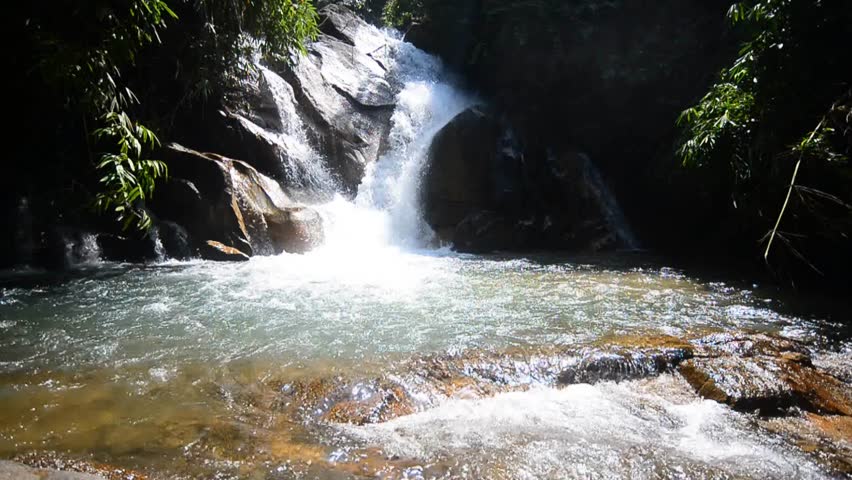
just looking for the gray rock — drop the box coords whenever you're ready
[153,144,324,259]
[276,36,394,193]
[0,461,105,480]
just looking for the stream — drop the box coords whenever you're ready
[1,12,850,480]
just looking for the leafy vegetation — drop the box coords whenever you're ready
[676,0,851,282]
[93,112,167,231]
[17,0,319,230]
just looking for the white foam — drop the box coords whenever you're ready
[340,376,829,479]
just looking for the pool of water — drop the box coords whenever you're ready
[0,252,847,479]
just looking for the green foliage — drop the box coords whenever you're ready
[676,0,852,277]
[20,0,319,231]
[677,83,756,180]
[93,113,168,231]
[382,0,425,27]
[253,0,320,57]
[32,0,177,115]
[678,0,849,177]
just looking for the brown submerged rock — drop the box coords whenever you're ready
[9,453,147,480]
[760,414,852,475]
[679,331,852,416]
[324,384,414,425]
[0,461,104,480]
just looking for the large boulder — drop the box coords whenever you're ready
[421,108,626,252]
[404,1,733,253]
[421,107,502,240]
[151,144,324,260]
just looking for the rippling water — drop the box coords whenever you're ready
[0,252,829,373]
[0,253,847,479]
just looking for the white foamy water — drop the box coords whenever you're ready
[313,24,474,251]
[341,376,830,480]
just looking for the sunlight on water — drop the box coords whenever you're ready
[0,16,846,480]
[341,376,829,479]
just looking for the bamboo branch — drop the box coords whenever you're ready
[763,117,824,264]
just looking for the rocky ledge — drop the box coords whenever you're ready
[266,330,851,475]
[149,144,325,261]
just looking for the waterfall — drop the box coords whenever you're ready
[234,65,337,199]
[579,154,641,250]
[149,226,167,263]
[289,24,474,252]
[258,65,337,196]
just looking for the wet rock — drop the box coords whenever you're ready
[266,206,325,254]
[452,211,527,253]
[324,384,414,425]
[421,109,631,252]
[760,414,852,475]
[0,462,104,480]
[158,220,192,260]
[422,107,502,240]
[813,350,852,384]
[680,332,852,415]
[152,144,324,259]
[318,4,373,46]
[3,454,145,480]
[596,333,695,353]
[97,232,161,263]
[558,349,689,385]
[202,241,250,262]
[173,5,395,197]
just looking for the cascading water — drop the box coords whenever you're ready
[232,63,337,199]
[276,24,474,253]
[257,65,338,196]
[579,153,641,250]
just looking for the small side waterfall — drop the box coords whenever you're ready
[579,154,640,250]
[258,65,337,196]
[232,65,336,199]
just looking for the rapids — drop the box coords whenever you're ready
[0,15,849,480]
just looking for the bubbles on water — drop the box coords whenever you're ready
[340,376,831,480]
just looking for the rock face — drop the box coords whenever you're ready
[422,107,631,252]
[422,107,502,240]
[151,144,324,260]
[190,4,397,197]
[405,1,733,251]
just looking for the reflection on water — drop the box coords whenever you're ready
[0,253,847,478]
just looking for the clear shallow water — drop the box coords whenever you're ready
[0,251,829,374]
[0,253,847,479]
